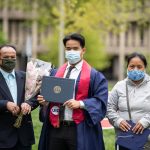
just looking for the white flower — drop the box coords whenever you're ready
[24,58,52,101]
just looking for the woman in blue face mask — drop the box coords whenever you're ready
[107,52,150,150]
[127,53,146,84]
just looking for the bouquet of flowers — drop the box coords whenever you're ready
[13,58,52,128]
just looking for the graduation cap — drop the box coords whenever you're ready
[116,120,150,150]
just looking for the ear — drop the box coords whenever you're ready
[0,52,2,64]
[82,48,86,54]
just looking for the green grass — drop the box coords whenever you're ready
[31,108,42,150]
[103,129,115,150]
[31,109,115,150]
[108,81,117,91]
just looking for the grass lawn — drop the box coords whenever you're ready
[32,108,42,150]
[31,109,115,150]
[103,129,115,150]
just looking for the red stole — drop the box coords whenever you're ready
[49,60,91,128]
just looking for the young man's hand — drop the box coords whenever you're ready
[63,99,80,109]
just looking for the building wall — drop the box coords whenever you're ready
[106,22,150,54]
[105,22,150,79]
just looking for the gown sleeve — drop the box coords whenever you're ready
[83,69,108,126]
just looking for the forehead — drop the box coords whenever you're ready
[128,57,144,65]
[0,47,16,55]
[65,40,81,47]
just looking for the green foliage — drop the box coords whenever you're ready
[83,31,110,69]
[0,27,7,45]
[38,31,59,66]
[39,0,115,69]
[0,33,6,45]
[1,0,150,70]
[143,53,150,75]
[65,0,115,32]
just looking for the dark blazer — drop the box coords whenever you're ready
[0,70,38,148]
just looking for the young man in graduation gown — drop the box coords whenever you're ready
[0,45,38,150]
[38,33,108,150]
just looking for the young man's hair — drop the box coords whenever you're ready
[63,33,85,48]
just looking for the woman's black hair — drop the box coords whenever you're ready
[0,44,16,51]
[63,33,85,48]
[127,52,147,68]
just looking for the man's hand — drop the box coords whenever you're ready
[6,101,20,116]
[63,99,80,109]
[119,120,131,132]
[21,103,31,115]
[37,95,48,106]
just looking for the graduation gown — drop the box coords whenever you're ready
[38,68,108,150]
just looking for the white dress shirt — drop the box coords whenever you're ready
[63,60,83,121]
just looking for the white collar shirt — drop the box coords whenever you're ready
[63,60,83,121]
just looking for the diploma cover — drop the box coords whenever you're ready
[41,76,75,103]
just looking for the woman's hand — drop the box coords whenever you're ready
[119,120,131,132]
[132,122,144,134]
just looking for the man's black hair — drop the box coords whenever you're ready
[63,33,85,48]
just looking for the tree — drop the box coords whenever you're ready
[0,25,7,45]
[39,0,116,69]
[1,0,150,70]
[39,0,150,69]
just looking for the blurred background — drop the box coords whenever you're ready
[0,0,150,149]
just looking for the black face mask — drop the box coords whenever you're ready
[0,58,16,72]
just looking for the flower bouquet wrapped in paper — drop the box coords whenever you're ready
[13,58,52,128]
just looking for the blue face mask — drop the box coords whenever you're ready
[65,50,81,64]
[127,70,145,81]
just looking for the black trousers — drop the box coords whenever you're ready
[116,144,129,150]
[48,123,77,150]
[0,142,31,150]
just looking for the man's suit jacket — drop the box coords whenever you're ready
[0,70,38,148]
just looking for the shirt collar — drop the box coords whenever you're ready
[0,68,15,78]
[67,60,83,71]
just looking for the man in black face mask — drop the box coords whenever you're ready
[0,45,38,150]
